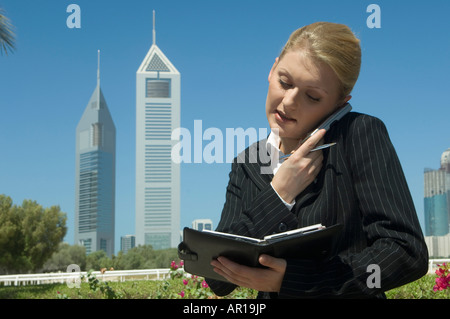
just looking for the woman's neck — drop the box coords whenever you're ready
[279,137,301,155]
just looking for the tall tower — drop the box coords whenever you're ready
[135,11,180,249]
[75,51,116,256]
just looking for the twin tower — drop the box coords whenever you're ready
[74,12,180,256]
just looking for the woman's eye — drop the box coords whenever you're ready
[307,94,320,102]
[278,79,292,90]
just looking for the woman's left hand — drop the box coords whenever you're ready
[210,254,287,292]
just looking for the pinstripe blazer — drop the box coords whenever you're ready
[206,112,428,298]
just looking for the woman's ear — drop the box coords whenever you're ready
[268,57,279,82]
[341,95,352,106]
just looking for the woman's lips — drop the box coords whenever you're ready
[275,110,296,123]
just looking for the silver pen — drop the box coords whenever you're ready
[279,142,336,160]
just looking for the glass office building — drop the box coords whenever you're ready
[75,53,116,256]
[424,149,450,236]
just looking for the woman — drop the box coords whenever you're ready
[206,22,428,298]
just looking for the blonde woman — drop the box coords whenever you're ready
[207,22,428,298]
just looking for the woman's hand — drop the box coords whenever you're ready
[210,254,287,292]
[271,129,326,203]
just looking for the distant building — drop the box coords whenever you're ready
[135,12,180,249]
[120,235,136,254]
[425,234,450,258]
[75,51,116,256]
[424,149,450,236]
[192,219,213,231]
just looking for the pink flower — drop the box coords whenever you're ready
[436,267,447,277]
[202,280,209,288]
[178,291,185,298]
[180,260,184,267]
[433,263,450,292]
[434,273,450,291]
[183,279,189,285]
[170,261,178,270]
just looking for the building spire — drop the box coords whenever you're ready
[97,49,100,87]
[152,10,156,45]
[97,50,101,109]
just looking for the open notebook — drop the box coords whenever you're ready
[178,223,343,282]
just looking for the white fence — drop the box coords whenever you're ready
[0,268,171,287]
[0,259,448,287]
[428,259,450,274]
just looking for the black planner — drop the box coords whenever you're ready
[177,223,343,282]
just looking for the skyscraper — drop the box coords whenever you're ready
[120,235,136,254]
[75,51,116,256]
[135,12,180,249]
[424,149,450,236]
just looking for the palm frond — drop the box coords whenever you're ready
[0,8,16,55]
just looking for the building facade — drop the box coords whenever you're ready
[425,234,450,258]
[192,219,213,231]
[75,52,116,256]
[135,14,180,249]
[424,149,450,236]
[120,235,136,254]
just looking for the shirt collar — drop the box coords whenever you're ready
[266,131,284,175]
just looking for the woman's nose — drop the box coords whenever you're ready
[282,88,300,109]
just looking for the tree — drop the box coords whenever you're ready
[20,199,67,271]
[86,250,113,271]
[42,243,86,273]
[0,7,15,55]
[0,195,29,273]
[0,195,67,274]
[112,245,179,270]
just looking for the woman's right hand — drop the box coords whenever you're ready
[271,129,326,204]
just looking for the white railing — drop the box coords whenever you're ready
[0,268,171,286]
[428,259,450,274]
[1,259,449,287]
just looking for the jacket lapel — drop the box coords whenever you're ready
[238,139,273,191]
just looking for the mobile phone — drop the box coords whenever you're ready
[301,103,352,143]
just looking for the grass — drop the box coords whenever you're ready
[0,274,448,299]
[0,276,256,299]
[386,274,450,299]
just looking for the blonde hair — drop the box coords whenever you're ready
[279,22,361,99]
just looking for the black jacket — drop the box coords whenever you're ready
[207,112,428,298]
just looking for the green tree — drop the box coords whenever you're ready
[112,246,179,270]
[42,243,86,272]
[0,195,29,273]
[0,195,67,274]
[86,250,113,271]
[0,7,15,55]
[20,200,67,271]
[153,248,179,268]
[119,245,157,269]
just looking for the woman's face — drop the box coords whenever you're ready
[265,49,349,144]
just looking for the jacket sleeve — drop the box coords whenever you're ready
[206,156,299,296]
[278,115,429,298]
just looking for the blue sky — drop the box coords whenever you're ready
[1,0,449,253]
